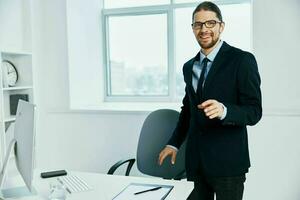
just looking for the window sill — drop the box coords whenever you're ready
[48,102,182,114]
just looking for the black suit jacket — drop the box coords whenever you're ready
[168,42,262,179]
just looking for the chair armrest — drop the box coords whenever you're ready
[107,158,136,176]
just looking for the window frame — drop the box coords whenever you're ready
[102,0,251,102]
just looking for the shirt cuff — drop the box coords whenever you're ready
[219,103,227,120]
[166,145,178,151]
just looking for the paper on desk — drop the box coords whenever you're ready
[113,183,173,200]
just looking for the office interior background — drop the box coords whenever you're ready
[0,0,299,199]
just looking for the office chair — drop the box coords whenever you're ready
[107,109,186,180]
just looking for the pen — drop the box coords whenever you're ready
[134,186,162,195]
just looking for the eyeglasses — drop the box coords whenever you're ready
[191,20,222,29]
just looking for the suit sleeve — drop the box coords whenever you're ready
[222,52,262,126]
[167,87,190,148]
[167,65,191,149]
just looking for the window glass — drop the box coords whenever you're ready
[108,14,168,96]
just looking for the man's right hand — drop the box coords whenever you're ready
[158,146,177,166]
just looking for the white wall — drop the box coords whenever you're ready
[0,0,31,51]
[246,0,300,199]
[31,0,300,199]
[32,0,146,176]
[253,0,300,112]
[66,0,103,108]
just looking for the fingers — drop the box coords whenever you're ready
[205,107,219,119]
[197,99,223,119]
[158,148,177,166]
[207,109,221,119]
[198,99,215,109]
[158,151,168,166]
[203,104,218,113]
[171,152,176,165]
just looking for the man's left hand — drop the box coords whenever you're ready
[197,99,224,119]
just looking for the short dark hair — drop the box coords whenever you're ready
[192,1,223,22]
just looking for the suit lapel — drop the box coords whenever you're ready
[203,42,232,92]
[186,52,200,97]
[184,42,232,102]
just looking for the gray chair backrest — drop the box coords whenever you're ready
[136,109,186,179]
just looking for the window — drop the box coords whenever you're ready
[107,14,168,96]
[103,1,252,101]
[104,0,170,8]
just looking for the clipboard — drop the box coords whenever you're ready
[112,183,174,200]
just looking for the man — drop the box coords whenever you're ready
[158,1,262,200]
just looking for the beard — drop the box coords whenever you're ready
[197,32,220,50]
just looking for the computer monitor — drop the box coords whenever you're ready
[0,100,36,199]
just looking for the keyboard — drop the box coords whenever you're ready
[57,175,92,193]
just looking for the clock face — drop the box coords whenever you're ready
[2,60,18,87]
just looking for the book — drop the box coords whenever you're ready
[9,94,29,115]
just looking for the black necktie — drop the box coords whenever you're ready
[197,57,209,98]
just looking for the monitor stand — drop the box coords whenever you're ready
[0,139,37,199]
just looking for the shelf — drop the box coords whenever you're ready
[4,117,16,123]
[0,0,34,166]
[1,50,32,56]
[2,86,33,91]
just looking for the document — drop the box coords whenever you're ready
[113,183,174,200]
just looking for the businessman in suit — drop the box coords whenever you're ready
[158,1,262,200]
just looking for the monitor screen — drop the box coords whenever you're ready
[14,100,36,191]
[0,100,36,198]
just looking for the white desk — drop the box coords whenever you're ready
[17,171,193,200]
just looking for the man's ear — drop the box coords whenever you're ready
[220,22,225,33]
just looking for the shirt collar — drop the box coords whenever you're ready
[200,40,223,63]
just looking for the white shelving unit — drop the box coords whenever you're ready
[0,0,34,167]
